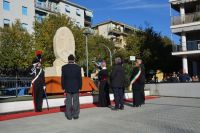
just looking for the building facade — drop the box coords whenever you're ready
[93,20,137,48]
[170,0,200,76]
[59,1,93,28]
[0,0,93,33]
[1,0,35,33]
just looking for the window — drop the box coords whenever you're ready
[35,14,45,23]
[3,19,10,27]
[76,9,81,16]
[21,23,28,30]
[76,21,80,27]
[3,0,10,11]
[65,5,70,13]
[22,6,27,16]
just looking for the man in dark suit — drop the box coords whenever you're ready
[110,57,125,110]
[61,54,82,120]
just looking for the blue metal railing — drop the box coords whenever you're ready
[172,40,200,52]
[0,77,31,97]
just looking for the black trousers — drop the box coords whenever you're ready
[141,84,145,104]
[99,81,111,107]
[66,93,80,119]
[132,84,142,106]
[33,85,43,112]
[113,87,124,109]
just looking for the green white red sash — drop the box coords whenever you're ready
[129,68,141,90]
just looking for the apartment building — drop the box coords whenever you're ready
[1,0,93,33]
[93,20,137,48]
[35,0,93,28]
[1,0,35,33]
[59,1,93,28]
[170,0,200,76]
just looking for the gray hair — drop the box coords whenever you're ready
[115,57,122,65]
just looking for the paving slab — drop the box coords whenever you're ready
[0,97,200,133]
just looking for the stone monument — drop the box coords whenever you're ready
[45,27,75,77]
[44,27,75,93]
[44,27,96,94]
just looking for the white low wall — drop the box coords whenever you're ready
[0,91,150,114]
[146,82,200,98]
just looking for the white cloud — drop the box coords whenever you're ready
[94,0,168,11]
[111,0,142,7]
[113,4,168,10]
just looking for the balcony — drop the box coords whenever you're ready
[172,40,200,52]
[108,27,127,36]
[171,12,200,26]
[111,38,124,48]
[35,0,60,13]
[84,20,92,27]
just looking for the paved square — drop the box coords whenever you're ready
[1,97,200,133]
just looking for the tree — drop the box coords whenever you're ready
[88,35,114,66]
[0,20,33,76]
[124,26,181,73]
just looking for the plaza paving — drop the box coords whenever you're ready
[0,97,200,133]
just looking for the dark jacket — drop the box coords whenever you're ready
[110,64,125,88]
[140,64,146,84]
[34,68,45,88]
[61,63,82,93]
[179,73,190,82]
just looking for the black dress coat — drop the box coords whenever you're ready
[61,63,82,93]
[98,69,111,107]
[130,66,142,106]
[110,64,125,88]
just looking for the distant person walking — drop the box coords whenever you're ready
[98,61,111,107]
[61,54,82,120]
[110,57,125,110]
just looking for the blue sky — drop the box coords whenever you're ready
[71,0,176,40]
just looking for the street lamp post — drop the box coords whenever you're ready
[83,28,93,77]
[101,44,112,66]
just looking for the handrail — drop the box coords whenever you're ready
[35,0,60,13]
[172,40,200,52]
[171,12,200,25]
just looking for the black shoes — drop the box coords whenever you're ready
[66,116,79,120]
[112,106,124,110]
[133,104,141,107]
[73,116,79,120]
[67,117,79,120]
[119,106,124,110]
[112,107,119,111]
[67,117,72,120]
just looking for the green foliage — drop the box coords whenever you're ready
[0,14,181,77]
[88,35,114,65]
[124,26,181,73]
[33,14,115,74]
[0,20,33,75]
